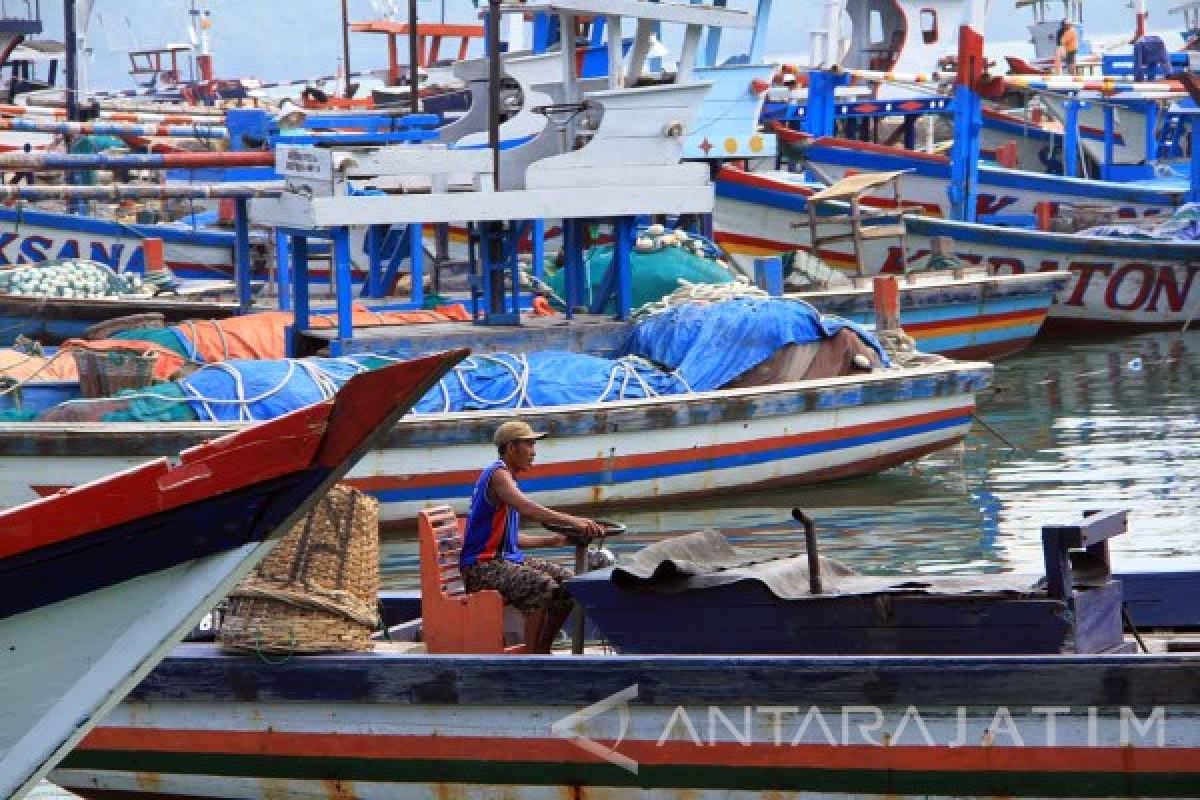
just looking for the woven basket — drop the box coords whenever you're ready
[220,484,381,655]
[71,348,159,398]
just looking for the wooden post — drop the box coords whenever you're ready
[234,198,252,311]
[142,237,164,273]
[872,275,900,332]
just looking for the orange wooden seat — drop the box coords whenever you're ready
[417,505,526,654]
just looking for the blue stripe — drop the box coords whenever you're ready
[370,413,972,504]
[715,176,809,212]
[983,114,1118,146]
[909,216,1200,259]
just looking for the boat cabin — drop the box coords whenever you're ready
[0,0,43,86]
[2,39,60,101]
[128,43,193,89]
[840,0,962,74]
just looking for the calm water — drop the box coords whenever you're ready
[33,331,1200,799]
[380,331,1200,586]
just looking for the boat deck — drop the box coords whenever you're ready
[299,312,632,358]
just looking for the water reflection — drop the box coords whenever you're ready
[382,332,1200,587]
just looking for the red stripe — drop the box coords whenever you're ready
[809,135,952,165]
[719,166,943,213]
[0,403,330,561]
[479,503,508,561]
[80,728,1199,773]
[350,405,974,493]
[903,308,1048,335]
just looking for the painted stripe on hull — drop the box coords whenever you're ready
[0,471,329,620]
[352,406,975,503]
[58,733,1200,797]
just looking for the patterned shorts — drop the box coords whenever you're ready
[461,557,575,615]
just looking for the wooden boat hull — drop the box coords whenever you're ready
[0,205,240,279]
[0,292,243,346]
[792,271,1066,360]
[0,362,992,526]
[0,351,461,799]
[905,216,1200,334]
[793,135,1180,219]
[714,168,1199,333]
[52,648,1200,799]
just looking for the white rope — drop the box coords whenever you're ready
[411,352,692,415]
[178,358,377,421]
[632,279,768,319]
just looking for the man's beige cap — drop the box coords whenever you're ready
[493,419,548,446]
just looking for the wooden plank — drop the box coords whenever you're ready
[1042,510,1128,549]
[808,170,910,202]
[1117,567,1200,628]
[130,645,1200,708]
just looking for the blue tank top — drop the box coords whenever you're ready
[460,460,524,567]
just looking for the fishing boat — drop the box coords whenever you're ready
[569,509,1131,655]
[0,345,993,526]
[714,166,1200,334]
[0,348,461,800]
[0,211,265,346]
[48,508,1200,799]
[788,130,1182,220]
[714,166,1070,352]
[789,267,1067,359]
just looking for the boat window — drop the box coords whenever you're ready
[869,10,884,44]
[921,9,938,44]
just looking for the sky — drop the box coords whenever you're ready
[33,0,1165,92]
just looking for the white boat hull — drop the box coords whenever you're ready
[0,545,266,798]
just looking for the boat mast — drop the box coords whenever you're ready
[64,0,79,121]
[408,0,420,114]
[949,0,986,221]
[341,0,353,96]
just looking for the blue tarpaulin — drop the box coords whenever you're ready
[413,352,690,414]
[621,297,888,390]
[180,356,383,421]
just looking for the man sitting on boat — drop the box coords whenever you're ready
[460,420,603,653]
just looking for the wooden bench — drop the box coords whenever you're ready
[417,505,527,654]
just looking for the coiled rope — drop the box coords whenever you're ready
[415,353,692,414]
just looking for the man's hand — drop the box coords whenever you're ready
[566,516,605,539]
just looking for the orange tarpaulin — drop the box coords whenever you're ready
[174,304,471,363]
[0,349,80,383]
[0,340,187,384]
